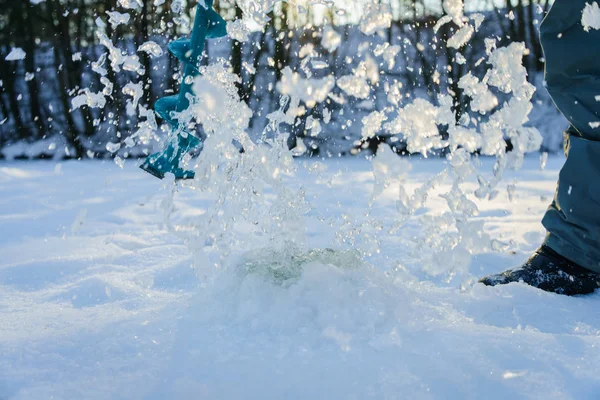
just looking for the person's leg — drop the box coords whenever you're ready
[540,0,600,273]
[481,0,600,295]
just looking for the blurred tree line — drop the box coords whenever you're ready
[0,0,553,159]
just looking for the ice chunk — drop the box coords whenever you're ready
[5,48,26,61]
[321,26,342,52]
[138,41,163,57]
[361,111,387,140]
[227,19,250,42]
[106,142,121,153]
[106,11,130,29]
[458,72,498,114]
[71,89,107,110]
[277,67,335,107]
[122,82,143,116]
[337,76,370,99]
[447,25,474,49]
[360,5,392,35]
[118,0,142,9]
[443,0,465,25]
[582,2,600,32]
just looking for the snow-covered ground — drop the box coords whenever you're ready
[1,155,599,400]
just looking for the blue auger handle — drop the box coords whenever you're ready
[140,0,227,180]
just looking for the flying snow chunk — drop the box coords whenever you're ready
[122,82,144,116]
[106,11,130,29]
[138,41,163,57]
[337,76,370,99]
[227,19,250,42]
[106,142,121,153]
[71,89,107,110]
[299,43,315,59]
[5,48,26,61]
[459,72,498,114]
[30,0,45,4]
[277,67,335,107]
[443,0,465,25]
[321,26,342,53]
[237,0,274,28]
[118,0,142,9]
[362,111,387,140]
[434,15,453,34]
[447,25,474,49]
[582,2,600,32]
[360,5,393,35]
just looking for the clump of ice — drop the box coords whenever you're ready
[443,0,465,24]
[117,0,142,10]
[360,4,393,35]
[337,58,379,99]
[582,2,600,31]
[361,111,387,140]
[447,25,474,49]
[106,11,130,29]
[277,67,335,107]
[122,82,144,116]
[374,43,401,69]
[138,41,163,57]
[5,48,26,61]
[337,75,370,99]
[237,0,277,28]
[72,89,107,110]
[227,19,251,42]
[458,73,498,114]
[321,26,342,53]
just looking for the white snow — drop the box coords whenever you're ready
[447,24,474,49]
[226,19,251,42]
[582,2,600,32]
[277,67,336,107]
[321,26,342,53]
[1,156,599,399]
[106,11,130,29]
[359,5,393,35]
[117,0,142,10]
[5,47,26,61]
[138,41,164,57]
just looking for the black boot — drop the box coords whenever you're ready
[480,245,600,296]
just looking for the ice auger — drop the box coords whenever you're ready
[140,0,227,180]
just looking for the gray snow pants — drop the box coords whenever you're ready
[541,0,600,272]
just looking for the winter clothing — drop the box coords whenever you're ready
[482,0,600,295]
[540,0,600,273]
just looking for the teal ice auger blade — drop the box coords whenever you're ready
[140,0,227,180]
